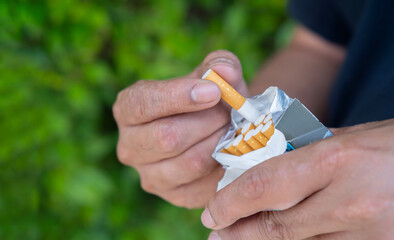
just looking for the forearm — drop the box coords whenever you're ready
[249,26,346,121]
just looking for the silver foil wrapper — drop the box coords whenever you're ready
[212,87,333,190]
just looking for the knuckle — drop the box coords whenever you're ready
[333,196,390,223]
[240,167,271,201]
[167,191,189,208]
[184,149,212,176]
[114,79,152,124]
[116,144,131,165]
[208,192,236,225]
[177,197,197,209]
[140,176,156,194]
[313,139,351,174]
[258,212,293,240]
[127,80,148,121]
[168,197,184,207]
[112,94,123,122]
[154,119,182,153]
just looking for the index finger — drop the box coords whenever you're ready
[113,77,221,126]
[202,136,347,230]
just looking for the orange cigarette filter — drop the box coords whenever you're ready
[220,148,230,154]
[202,69,261,122]
[233,135,253,154]
[254,124,268,146]
[224,141,242,156]
[244,130,264,150]
[202,69,245,110]
[261,120,275,139]
[235,127,242,136]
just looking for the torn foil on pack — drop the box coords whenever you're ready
[212,87,333,191]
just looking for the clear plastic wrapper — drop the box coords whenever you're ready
[212,87,333,190]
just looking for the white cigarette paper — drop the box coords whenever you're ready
[202,69,261,122]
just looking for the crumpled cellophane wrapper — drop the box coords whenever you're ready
[213,87,292,191]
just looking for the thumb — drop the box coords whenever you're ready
[190,50,249,97]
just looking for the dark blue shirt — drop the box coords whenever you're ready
[289,0,394,127]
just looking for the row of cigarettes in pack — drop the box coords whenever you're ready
[221,113,275,156]
[202,69,277,156]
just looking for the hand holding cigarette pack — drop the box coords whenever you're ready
[202,69,333,190]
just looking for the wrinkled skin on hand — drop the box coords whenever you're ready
[202,119,394,240]
[113,50,249,208]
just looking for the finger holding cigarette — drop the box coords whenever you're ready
[202,69,261,122]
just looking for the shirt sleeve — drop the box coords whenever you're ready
[288,0,351,46]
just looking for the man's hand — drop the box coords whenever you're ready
[113,50,248,208]
[202,119,394,239]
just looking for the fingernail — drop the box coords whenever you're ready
[191,81,221,104]
[207,57,235,69]
[201,208,216,228]
[208,232,221,240]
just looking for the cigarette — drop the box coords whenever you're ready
[220,148,230,154]
[202,69,261,122]
[253,114,267,126]
[236,127,242,136]
[235,119,246,136]
[232,135,253,154]
[241,121,256,135]
[253,124,268,146]
[244,130,264,150]
[224,140,242,156]
[263,113,272,124]
[261,120,275,139]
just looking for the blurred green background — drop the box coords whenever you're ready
[0,0,291,239]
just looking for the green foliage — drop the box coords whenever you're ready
[0,0,289,239]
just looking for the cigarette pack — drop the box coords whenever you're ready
[212,87,332,190]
